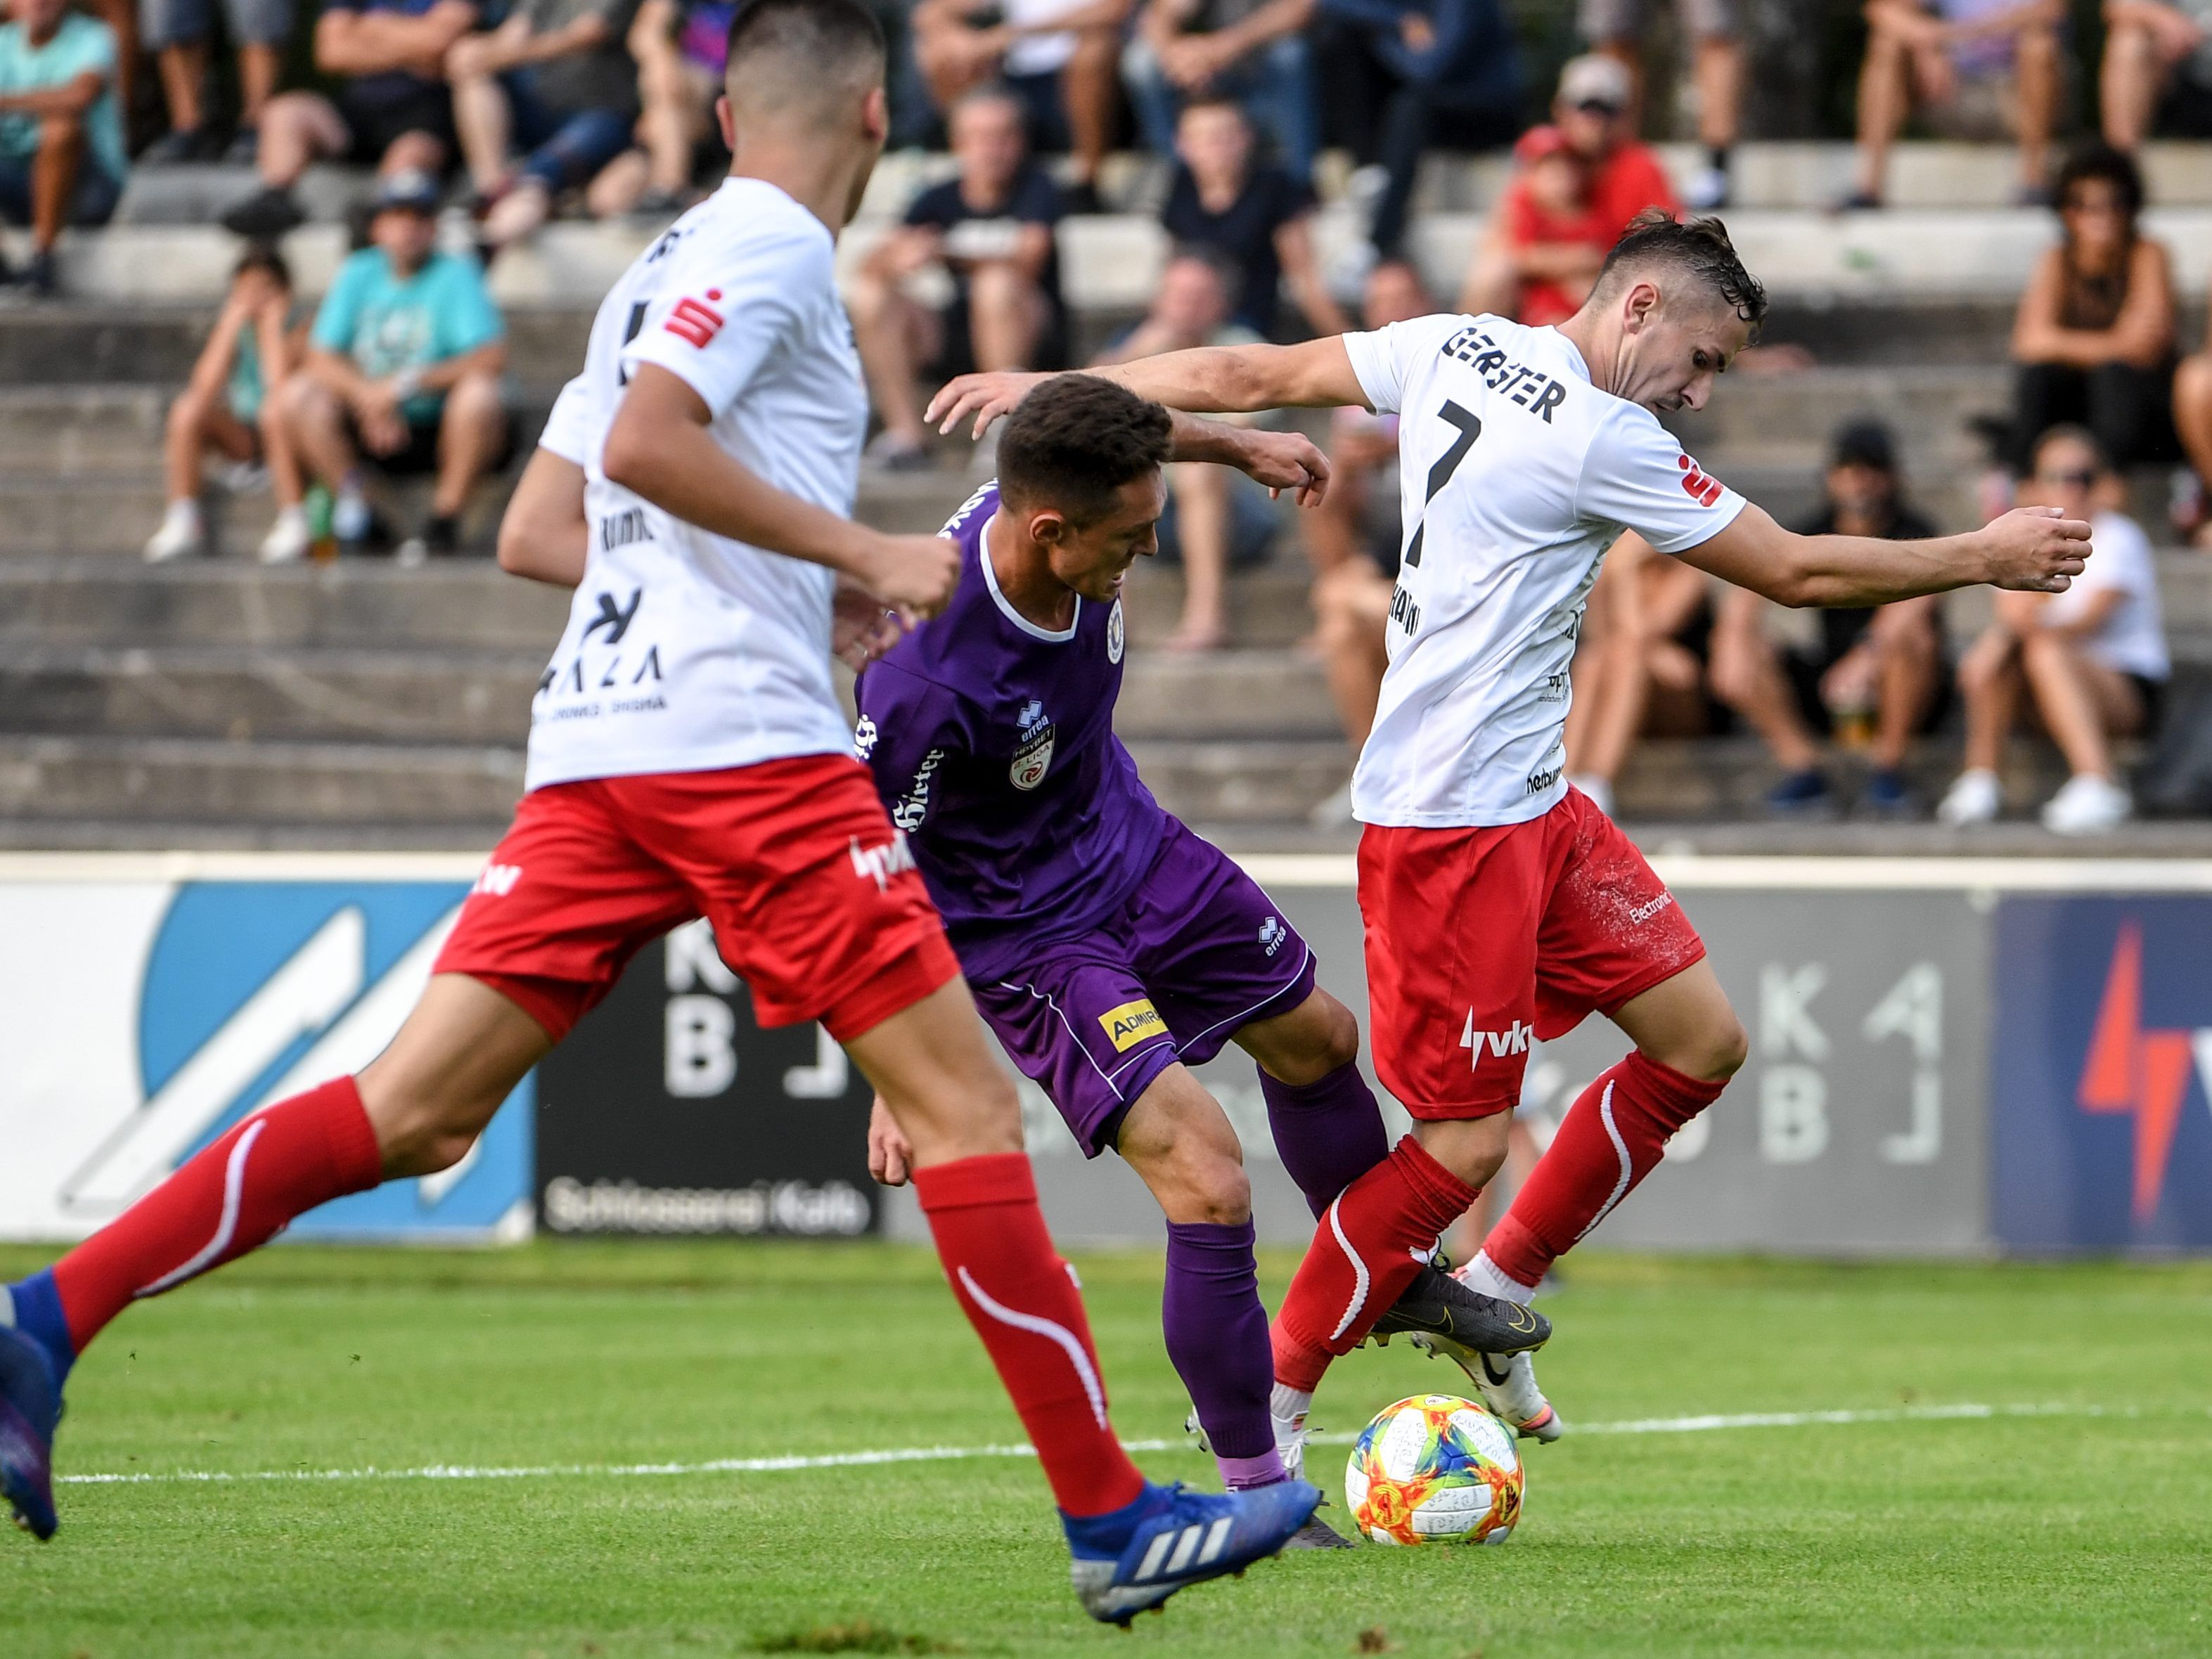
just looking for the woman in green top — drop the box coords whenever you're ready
[146,245,308,564]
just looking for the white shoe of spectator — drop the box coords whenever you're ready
[2040,773,2133,836]
[1567,773,1614,817]
[1685,165,1730,212]
[1308,779,1356,829]
[1936,768,2001,827]
[258,506,311,565]
[144,500,205,564]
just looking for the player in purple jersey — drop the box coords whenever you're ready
[856,376,1550,1542]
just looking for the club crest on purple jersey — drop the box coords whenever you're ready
[1107,600,1125,665]
[1010,699,1055,791]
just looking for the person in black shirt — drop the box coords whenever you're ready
[849,85,1067,467]
[1159,97,1348,339]
[1709,420,1947,816]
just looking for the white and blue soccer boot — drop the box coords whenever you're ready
[1408,1336,1564,1442]
[1065,1478,1320,1624]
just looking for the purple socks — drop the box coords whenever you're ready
[1163,1219,1283,1487]
[1259,1061,1390,1218]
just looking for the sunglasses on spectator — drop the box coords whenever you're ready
[1571,98,1623,117]
[2034,468,2098,489]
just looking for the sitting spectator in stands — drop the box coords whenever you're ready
[623,0,729,219]
[1846,0,2062,209]
[141,0,292,164]
[0,0,127,297]
[1458,56,1674,323]
[1560,532,1720,818]
[1314,0,1520,269]
[1709,420,1946,816]
[2009,144,2177,487]
[2101,1,2212,149]
[851,86,1065,470]
[221,0,481,237]
[1124,0,1317,179]
[1093,250,1271,650]
[1939,427,2166,833]
[146,246,311,565]
[446,0,642,250]
[271,171,510,562]
[1305,257,1430,822]
[1162,97,1348,339]
[1578,0,1743,209]
[912,0,1133,209]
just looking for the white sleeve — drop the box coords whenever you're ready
[536,373,593,465]
[2051,513,2145,622]
[1340,315,1462,415]
[619,216,826,417]
[1575,404,1748,555]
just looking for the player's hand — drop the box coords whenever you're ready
[854,531,961,621]
[1980,505,2090,593]
[866,1095,914,1187]
[1234,429,1331,508]
[832,577,908,670]
[927,370,1051,440]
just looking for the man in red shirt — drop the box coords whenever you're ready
[1458,53,1678,323]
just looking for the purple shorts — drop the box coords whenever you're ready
[972,818,1318,1158]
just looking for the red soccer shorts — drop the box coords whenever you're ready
[1358,787,1706,1119]
[434,754,959,1044]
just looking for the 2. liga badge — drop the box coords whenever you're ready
[1010,699,1056,791]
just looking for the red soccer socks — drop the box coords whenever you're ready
[1483,1050,1725,1291]
[52,1076,385,1353]
[1271,1135,1481,1393]
[913,1151,1146,1518]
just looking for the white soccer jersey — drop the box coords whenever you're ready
[1343,313,1748,828]
[523,176,869,793]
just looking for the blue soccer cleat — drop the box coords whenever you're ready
[0,1322,62,1540]
[1065,1478,1320,1625]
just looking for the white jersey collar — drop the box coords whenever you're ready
[980,512,1081,642]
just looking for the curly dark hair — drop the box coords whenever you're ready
[2054,142,2145,229]
[1593,210,1768,332]
[997,374,1174,525]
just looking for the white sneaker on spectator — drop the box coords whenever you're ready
[2040,774,2132,835]
[332,489,372,549]
[1936,768,2001,827]
[1685,165,1730,212]
[1567,773,1614,816]
[144,500,205,563]
[258,506,311,565]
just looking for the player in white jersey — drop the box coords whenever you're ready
[927,212,2089,1456]
[0,0,1325,1621]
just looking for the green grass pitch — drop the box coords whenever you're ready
[5,1242,2210,1658]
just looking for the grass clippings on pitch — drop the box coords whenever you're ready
[4,1241,2209,1658]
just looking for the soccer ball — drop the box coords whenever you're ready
[1342,1393,1524,1546]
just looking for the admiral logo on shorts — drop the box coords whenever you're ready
[1461,1014,1533,1061]
[1098,998,1167,1052]
[848,830,918,892]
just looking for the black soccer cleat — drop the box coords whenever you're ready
[1367,1263,1550,1355]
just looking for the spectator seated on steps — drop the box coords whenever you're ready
[146,245,316,567]
[140,0,294,166]
[0,0,128,298]
[221,0,482,237]
[2100,0,2212,150]
[270,170,513,565]
[1938,425,2169,836]
[1576,0,1744,210]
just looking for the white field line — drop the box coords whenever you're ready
[57,1401,2159,1489]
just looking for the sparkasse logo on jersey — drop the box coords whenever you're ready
[1676,453,1724,508]
[665,289,726,349]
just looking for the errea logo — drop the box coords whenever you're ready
[1259,916,1286,957]
[1461,1012,1532,1061]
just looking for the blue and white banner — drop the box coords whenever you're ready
[0,856,532,1243]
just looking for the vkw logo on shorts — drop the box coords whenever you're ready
[1098,998,1166,1052]
[1010,699,1056,792]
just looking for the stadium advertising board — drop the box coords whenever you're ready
[0,856,532,1244]
[533,919,880,1237]
[1990,896,2212,1252]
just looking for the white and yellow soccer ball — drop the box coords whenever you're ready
[1342,1393,1524,1546]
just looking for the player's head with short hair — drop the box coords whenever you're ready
[1571,211,1766,415]
[997,375,1175,601]
[719,0,889,211]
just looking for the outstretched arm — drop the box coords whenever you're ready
[927,337,1369,437]
[1675,502,2091,607]
[1167,411,1332,506]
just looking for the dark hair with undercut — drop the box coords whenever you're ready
[1593,210,1768,333]
[724,0,885,116]
[998,375,1174,526]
